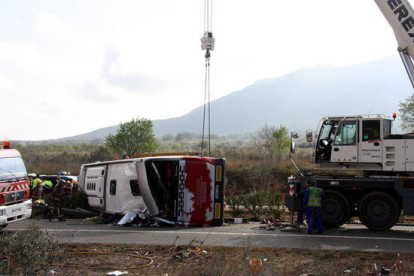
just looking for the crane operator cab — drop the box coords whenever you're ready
[307,114,400,172]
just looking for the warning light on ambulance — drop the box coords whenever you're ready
[3,141,11,149]
[392,113,397,120]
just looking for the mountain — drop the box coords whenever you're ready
[37,56,414,143]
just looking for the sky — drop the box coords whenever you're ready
[0,0,403,140]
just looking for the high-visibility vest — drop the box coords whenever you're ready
[43,180,53,188]
[307,187,322,207]
[31,178,42,188]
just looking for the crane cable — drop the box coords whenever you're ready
[200,0,214,156]
[201,50,211,156]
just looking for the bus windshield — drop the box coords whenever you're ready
[0,157,27,182]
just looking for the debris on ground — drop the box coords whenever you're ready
[256,218,288,231]
[367,254,406,276]
[115,210,187,227]
[344,267,356,273]
[84,216,100,221]
[171,246,202,260]
[106,271,128,275]
[250,259,263,275]
[117,211,143,225]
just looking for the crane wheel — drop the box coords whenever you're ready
[358,192,400,232]
[321,190,350,229]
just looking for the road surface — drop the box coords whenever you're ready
[4,219,414,253]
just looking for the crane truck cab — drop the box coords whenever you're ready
[310,114,413,173]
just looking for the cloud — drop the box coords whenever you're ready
[79,82,116,104]
[0,75,15,91]
[33,11,78,42]
[102,47,167,93]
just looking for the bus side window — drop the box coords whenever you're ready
[110,180,117,195]
[130,180,141,196]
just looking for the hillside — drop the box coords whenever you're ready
[28,56,413,143]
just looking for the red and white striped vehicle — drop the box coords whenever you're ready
[0,141,32,228]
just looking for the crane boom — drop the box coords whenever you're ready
[375,0,414,87]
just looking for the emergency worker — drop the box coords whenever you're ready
[303,180,324,234]
[71,180,79,194]
[30,174,42,189]
[55,174,62,189]
[31,174,43,199]
[65,178,73,189]
[41,176,53,194]
[49,179,71,221]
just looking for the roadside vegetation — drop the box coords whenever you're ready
[2,229,413,276]
[16,121,313,195]
[0,224,61,276]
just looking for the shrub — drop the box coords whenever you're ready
[227,190,285,220]
[0,224,60,276]
[226,196,245,218]
[243,190,269,221]
[266,191,285,219]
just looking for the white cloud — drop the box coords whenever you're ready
[0,75,15,91]
[33,11,78,42]
[78,82,116,103]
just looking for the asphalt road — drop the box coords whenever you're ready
[4,219,414,254]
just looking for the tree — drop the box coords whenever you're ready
[162,134,174,141]
[251,124,277,159]
[175,133,184,142]
[399,94,414,132]
[105,117,159,157]
[272,126,290,162]
[251,124,290,161]
[89,145,112,162]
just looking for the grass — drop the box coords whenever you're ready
[23,243,413,276]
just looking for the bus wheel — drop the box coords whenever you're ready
[358,192,400,232]
[322,191,350,229]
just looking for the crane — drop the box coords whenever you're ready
[375,0,414,88]
[285,0,414,232]
[200,0,215,156]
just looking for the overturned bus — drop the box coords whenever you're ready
[79,156,225,226]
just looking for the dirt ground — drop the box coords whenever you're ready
[37,243,413,276]
[21,211,414,275]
